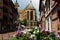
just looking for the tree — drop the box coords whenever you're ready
[21,19,27,26]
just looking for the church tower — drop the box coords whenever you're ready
[21,0,37,28]
[15,0,19,9]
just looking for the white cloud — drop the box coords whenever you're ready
[32,0,39,10]
[32,0,40,21]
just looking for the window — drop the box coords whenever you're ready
[58,9,60,20]
[45,0,50,11]
[35,15,37,21]
[27,22,29,26]
[3,7,8,13]
[3,0,8,5]
[3,16,8,21]
[30,11,33,20]
[58,25,60,30]
[34,22,37,26]
[48,19,49,30]
[47,18,49,30]
[31,22,33,26]
[27,11,29,20]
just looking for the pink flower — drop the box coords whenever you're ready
[45,30,49,32]
[54,32,59,38]
[48,30,52,32]
[15,29,23,37]
[15,33,19,36]
[17,29,23,34]
[39,25,41,28]
[41,27,45,31]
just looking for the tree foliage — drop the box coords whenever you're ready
[21,19,27,26]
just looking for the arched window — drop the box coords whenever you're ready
[27,11,29,20]
[30,11,33,20]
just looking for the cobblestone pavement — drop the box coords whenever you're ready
[0,31,16,40]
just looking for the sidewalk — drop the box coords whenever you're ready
[0,31,16,40]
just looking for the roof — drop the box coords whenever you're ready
[25,2,35,10]
[18,9,23,13]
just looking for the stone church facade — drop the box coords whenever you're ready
[15,1,38,28]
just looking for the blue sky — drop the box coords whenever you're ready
[12,0,40,21]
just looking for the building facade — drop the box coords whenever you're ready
[39,0,60,33]
[17,1,38,28]
[51,0,60,33]
[39,0,46,29]
[0,0,18,33]
[0,0,3,31]
[45,0,52,32]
